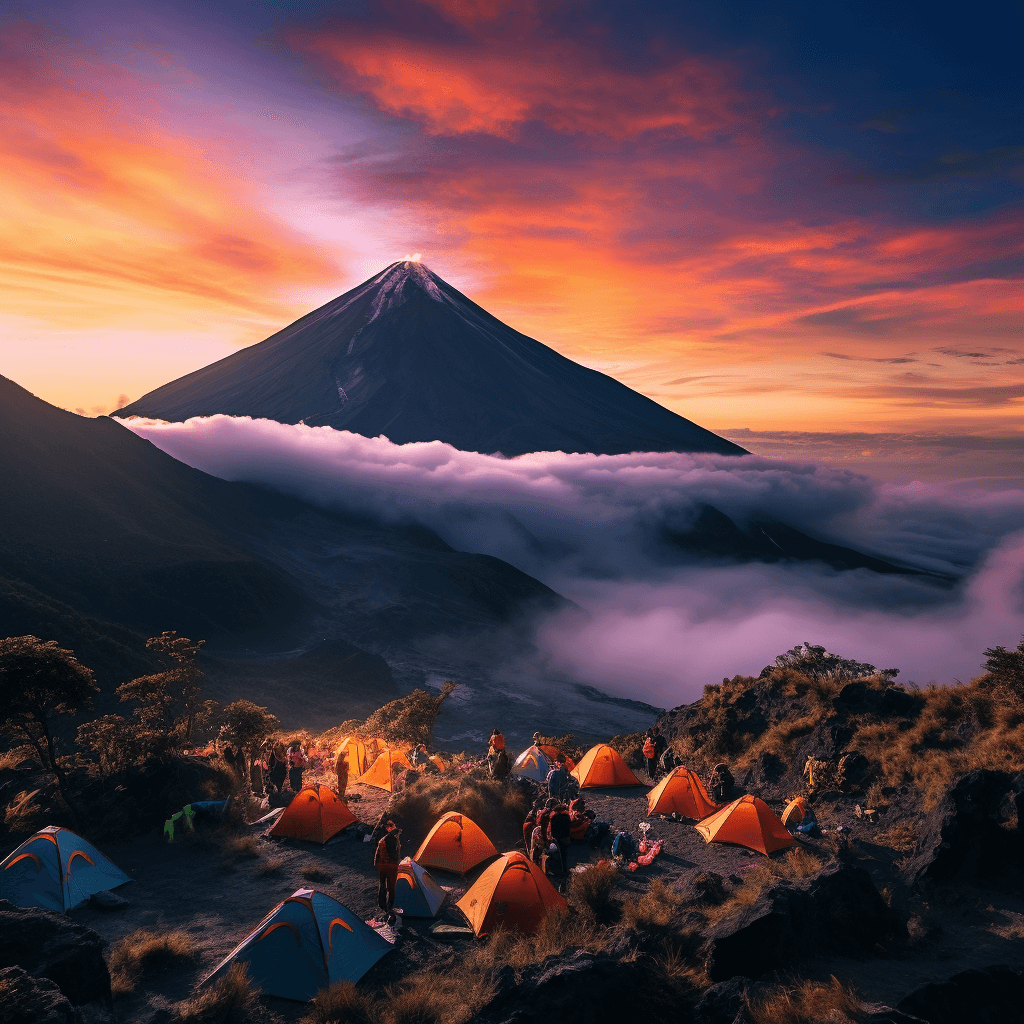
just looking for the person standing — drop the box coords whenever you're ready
[488,728,505,755]
[546,755,568,800]
[642,732,658,778]
[374,821,402,922]
[287,743,307,792]
[335,746,350,796]
[267,741,288,792]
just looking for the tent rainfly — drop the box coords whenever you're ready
[335,737,369,777]
[413,812,497,875]
[694,795,796,855]
[394,857,447,917]
[646,767,720,819]
[456,852,567,936]
[0,826,131,913]
[571,744,643,789]
[269,784,358,843]
[201,888,392,1001]
[356,749,414,792]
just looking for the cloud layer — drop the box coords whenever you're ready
[122,415,1024,707]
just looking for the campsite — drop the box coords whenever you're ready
[2,643,1024,1024]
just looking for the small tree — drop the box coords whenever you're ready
[219,700,279,772]
[760,643,898,683]
[0,636,99,826]
[76,714,141,776]
[117,632,216,747]
[362,681,458,747]
[982,635,1024,699]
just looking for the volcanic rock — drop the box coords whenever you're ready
[0,901,111,1007]
[895,965,1024,1024]
[702,862,889,982]
[0,967,83,1024]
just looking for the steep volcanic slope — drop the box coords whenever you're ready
[0,375,562,701]
[118,261,745,457]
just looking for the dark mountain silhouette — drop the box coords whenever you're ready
[0,375,563,712]
[118,261,745,457]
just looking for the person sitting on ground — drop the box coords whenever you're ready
[488,728,505,755]
[546,755,568,800]
[287,743,307,792]
[374,821,402,923]
[783,796,818,834]
[335,746,350,796]
[642,731,658,779]
[568,795,595,840]
[709,762,734,804]
[547,802,572,875]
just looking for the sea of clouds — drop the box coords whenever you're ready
[122,416,1024,708]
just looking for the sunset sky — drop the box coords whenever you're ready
[2,0,1021,478]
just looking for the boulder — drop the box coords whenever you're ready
[895,965,1024,1024]
[702,862,888,982]
[0,901,111,1007]
[900,770,1023,885]
[740,752,786,794]
[694,977,753,1024]
[0,967,81,1024]
[477,949,684,1024]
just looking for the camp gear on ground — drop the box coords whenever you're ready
[0,826,131,913]
[572,744,643,788]
[662,748,678,773]
[695,795,797,855]
[270,784,357,843]
[647,767,721,820]
[456,851,567,937]
[414,812,498,875]
[611,831,636,860]
[394,857,447,917]
[202,888,392,1001]
[356,749,414,792]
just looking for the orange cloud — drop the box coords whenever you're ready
[0,25,340,334]
[301,17,748,140]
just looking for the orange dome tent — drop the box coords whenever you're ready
[270,784,358,843]
[694,795,796,855]
[537,745,576,772]
[647,767,720,819]
[781,796,808,829]
[571,744,642,789]
[456,852,567,937]
[335,738,368,778]
[413,812,497,875]
[356,749,413,792]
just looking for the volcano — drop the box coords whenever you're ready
[118,261,744,456]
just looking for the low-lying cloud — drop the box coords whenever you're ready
[122,415,1024,707]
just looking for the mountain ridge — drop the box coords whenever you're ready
[118,261,746,457]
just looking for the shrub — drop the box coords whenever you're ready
[362,683,457,747]
[569,861,618,919]
[620,879,681,930]
[177,963,263,1024]
[109,929,198,995]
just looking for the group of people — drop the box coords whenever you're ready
[641,726,670,778]
[229,740,308,805]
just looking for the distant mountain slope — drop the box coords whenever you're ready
[0,375,563,702]
[118,261,745,457]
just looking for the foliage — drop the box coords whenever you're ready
[116,632,215,746]
[983,634,1024,699]
[0,635,98,823]
[218,699,279,766]
[760,642,898,683]
[361,681,457,746]
[76,714,141,775]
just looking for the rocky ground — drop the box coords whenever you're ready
[3,665,1023,1024]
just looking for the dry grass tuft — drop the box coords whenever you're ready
[747,976,862,1024]
[569,861,619,919]
[620,879,681,931]
[301,981,378,1024]
[257,856,285,877]
[875,821,918,852]
[109,929,198,995]
[302,864,333,883]
[177,963,263,1024]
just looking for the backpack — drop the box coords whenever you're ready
[491,732,505,751]
[643,737,656,758]
[612,831,635,860]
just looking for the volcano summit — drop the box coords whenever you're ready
[119,261,744,457]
